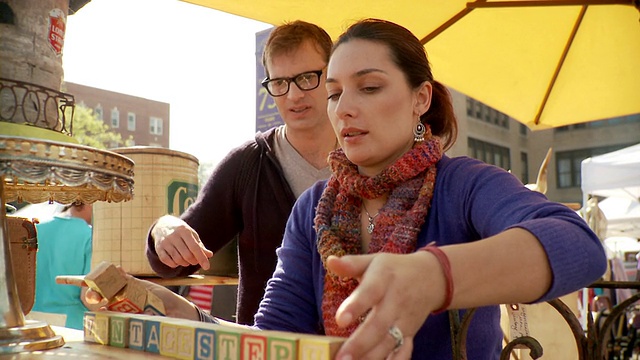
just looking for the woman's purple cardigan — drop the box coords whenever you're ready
[251,155,606,359]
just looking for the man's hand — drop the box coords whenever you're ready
[151,215,213,270]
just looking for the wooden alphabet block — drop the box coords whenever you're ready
[144,289,166,316]
[159,318,196,360]
[241,332,268,359]
[198,322,243,360]
[83,312,97,343]
[128,316,146,351]
[107,277,147,313]
[81,308,347,360]
[84,261,127,300]
[194,326,216,360]
[144,317,162,353]
[297,334,345,360]
[83,311,110,345]
[109,313,130,348]
[262,331,299,360]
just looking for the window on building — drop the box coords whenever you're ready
[128,112,136,131]
[520,152,529,184]
[150,117,163,135]
[519,123,528,136]
[556,144,633,188]
[468,137,511,171]
[94,105,103,121]
[111,108,119,128]
[555,113,640,132]
[467,97,509,129]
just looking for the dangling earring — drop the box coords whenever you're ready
[414,122,426,142]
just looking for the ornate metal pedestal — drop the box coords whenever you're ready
[0,135,134,353]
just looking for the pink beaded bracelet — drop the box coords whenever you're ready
[419,243,453,314]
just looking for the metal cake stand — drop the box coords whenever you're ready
[0,135,134,353]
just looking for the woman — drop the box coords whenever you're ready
[87,19,606,359]
[251,19,606,359]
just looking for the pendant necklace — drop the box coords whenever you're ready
[362,204,379,234]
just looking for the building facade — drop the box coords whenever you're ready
[63,82,170,148]
[445,88,640,205]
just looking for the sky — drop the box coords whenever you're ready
[62,0,272,165]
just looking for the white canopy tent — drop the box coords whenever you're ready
[581,144,640,316]
[581,143,640,200]
[581,143,640,239]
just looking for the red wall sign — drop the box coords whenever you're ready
[48,9,66,56]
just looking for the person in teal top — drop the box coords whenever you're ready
[32,202,93,329]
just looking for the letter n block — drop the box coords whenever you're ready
[109,313,130,348]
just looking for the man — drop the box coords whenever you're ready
[146,21,335,325]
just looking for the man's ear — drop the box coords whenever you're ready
[414,81,433,116]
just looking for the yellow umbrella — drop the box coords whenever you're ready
[183,0,640,130]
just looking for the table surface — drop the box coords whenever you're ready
[138,274,238,286]
[0,326,170,359]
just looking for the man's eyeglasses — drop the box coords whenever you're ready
[261,70,323,97]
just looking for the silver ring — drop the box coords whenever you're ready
[388,325,404,352]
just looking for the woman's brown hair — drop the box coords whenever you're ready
[333,18,458,151]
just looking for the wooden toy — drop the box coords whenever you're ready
[83,311,346,360]
[57,264,166,316]
[83,261,128,300]
[144,289,166,316]
[108,277,148,313]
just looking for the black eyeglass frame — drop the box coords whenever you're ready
[261,69,324,97]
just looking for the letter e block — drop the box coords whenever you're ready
[241,332,267,360]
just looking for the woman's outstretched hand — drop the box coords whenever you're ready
[328,251,447,360]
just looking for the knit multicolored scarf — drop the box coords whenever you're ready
[314,128,443,337]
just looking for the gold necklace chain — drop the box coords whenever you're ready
[362,203,379,234]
